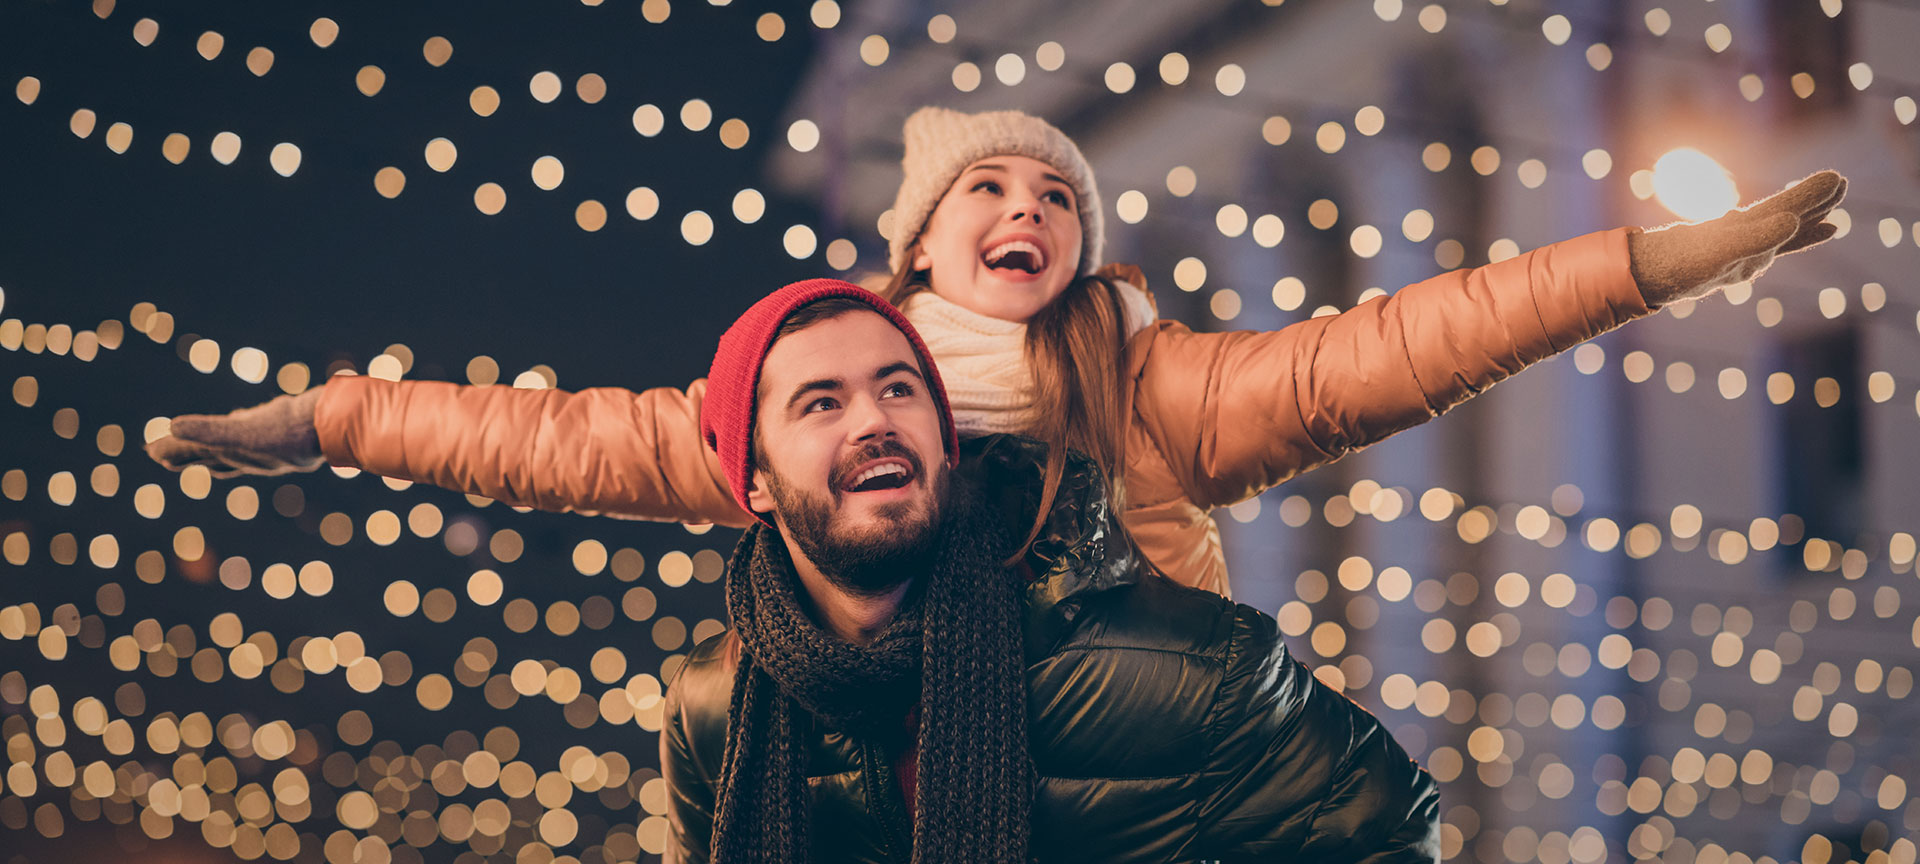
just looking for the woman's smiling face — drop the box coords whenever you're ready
[912,155,1083,323]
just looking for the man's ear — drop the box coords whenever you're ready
[745,467,776,516]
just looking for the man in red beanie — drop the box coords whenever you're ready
[698,279,960,610]
[665,279,1438,863]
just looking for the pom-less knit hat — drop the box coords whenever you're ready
[887,106,1104,277]
[702,279,960,525]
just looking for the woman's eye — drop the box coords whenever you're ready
[1045,190,1071,207]
[972,180,1001,195]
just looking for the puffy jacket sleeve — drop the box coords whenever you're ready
[1134,228,1648,509]
[1197,607,1440,861]
[313,376,753,527]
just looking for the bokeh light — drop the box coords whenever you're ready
[1652,148,1740,221]
[2,5,1916,864]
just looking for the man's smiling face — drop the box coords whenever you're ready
[745,307,949,593]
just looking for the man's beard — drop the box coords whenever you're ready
[766,439,945,596]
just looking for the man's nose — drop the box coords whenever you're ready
[846,396,895,441]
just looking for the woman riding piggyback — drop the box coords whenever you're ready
[148,107,1846,597]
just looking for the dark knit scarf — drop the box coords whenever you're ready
[710,483,1031,863]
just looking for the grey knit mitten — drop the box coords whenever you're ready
[1628,170,1847,307]
[146,386,326,478]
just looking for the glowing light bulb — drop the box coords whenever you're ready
[1652,148,1739,221]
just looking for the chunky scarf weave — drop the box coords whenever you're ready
[710,485,1031,863]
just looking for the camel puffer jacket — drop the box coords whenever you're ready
[314,229,1647,597]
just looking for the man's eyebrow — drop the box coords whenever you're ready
[783,363,923,410]
[875,361,923,383]
[784,377,844,410]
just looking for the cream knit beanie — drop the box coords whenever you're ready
[887,107,1104,277]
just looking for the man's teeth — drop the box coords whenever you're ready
[850,464,908,487]
[984,240,1045,268]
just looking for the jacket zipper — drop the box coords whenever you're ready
[860,739,914,861]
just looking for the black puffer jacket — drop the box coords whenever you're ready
[662,436,1439,862]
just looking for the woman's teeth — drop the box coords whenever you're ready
[983,240,1045,272]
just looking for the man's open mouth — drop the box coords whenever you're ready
[982,239,1046,275]
[842,459,914,493]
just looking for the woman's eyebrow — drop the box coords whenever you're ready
[962,163,1071,193]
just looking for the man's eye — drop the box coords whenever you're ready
[882,382,915,398]
[805,398,839,413]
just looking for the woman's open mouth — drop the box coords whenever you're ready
[982,239,1047,275]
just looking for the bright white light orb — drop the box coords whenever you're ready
[1652,148,1739,221]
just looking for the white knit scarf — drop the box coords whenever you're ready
[900,282,1157,436]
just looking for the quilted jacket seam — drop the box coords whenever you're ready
[1289,328,1342,466]
[1391,298,1441,416]
[1187,604,1242,856]
[1521,248,1567,355]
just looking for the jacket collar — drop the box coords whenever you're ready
[956,435,1143,649]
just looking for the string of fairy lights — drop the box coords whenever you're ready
[0,386,1910,864]
[0,286,724,856]
[10,292,1920,582]
[0,301,1908,847]
[16,284,1920,566]
[24,0,1920,281]
[11,282,1920,419]
[9,278,1920,859]
[5,1,1920,863]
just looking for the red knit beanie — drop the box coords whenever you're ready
[701,279,959,524]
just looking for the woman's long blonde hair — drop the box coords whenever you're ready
[877,255,1143,563]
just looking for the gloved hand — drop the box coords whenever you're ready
[1628,170,1847,306]
[145,386,326,478]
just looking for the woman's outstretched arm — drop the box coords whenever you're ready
[148,377,754,527]
[1133,171,1845,510]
